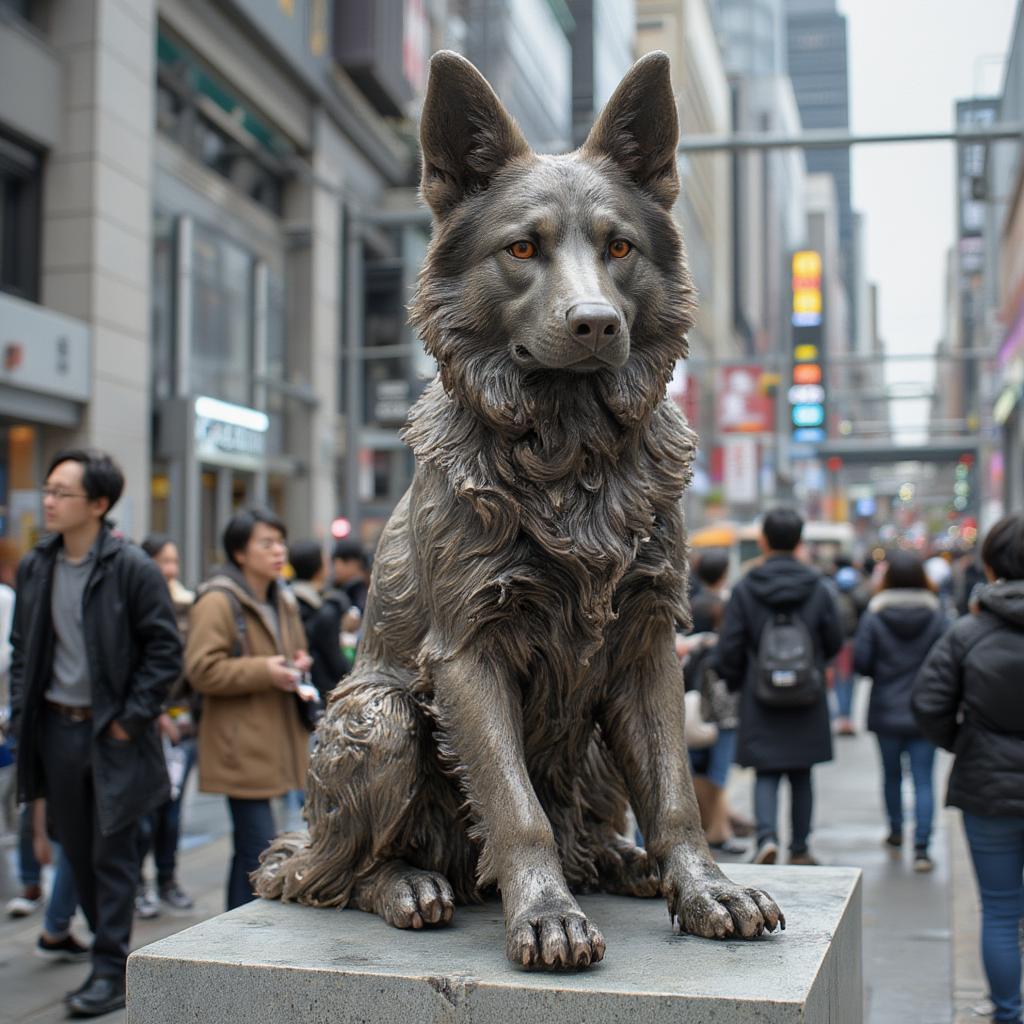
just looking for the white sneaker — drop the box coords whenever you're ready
[6,892,42,918]
[134,886,161,920]
[752,840,779,865]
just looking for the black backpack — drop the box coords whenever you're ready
[755,608,823,708]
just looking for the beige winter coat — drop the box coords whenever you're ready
[185,569,309,799]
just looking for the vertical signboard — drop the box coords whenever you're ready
[790,250,827,447]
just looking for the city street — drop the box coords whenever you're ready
[0,693,989,1024]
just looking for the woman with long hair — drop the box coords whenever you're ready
[854,550,945,871]
[137,534,196,914]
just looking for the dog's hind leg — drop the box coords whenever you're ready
[253,674,464,921]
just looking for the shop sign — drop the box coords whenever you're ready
[723,436,759,505]
[374,380,412,425]
[0,293,90,401]
[194,396,268,465]
[717,365,773,434]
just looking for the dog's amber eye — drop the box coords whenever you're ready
[608,239,632,259]
[508,240,537,260]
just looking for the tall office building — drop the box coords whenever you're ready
[784,0,854,338]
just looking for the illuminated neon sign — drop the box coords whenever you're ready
[790,251,826,447]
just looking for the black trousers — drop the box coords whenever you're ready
[41,711,139,979]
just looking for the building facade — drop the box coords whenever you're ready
[637,0,741,522]
[0,0,428,582]
[784,0,854,340]
[991,4,1024,515]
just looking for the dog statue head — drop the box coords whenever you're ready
[411,51,696,431]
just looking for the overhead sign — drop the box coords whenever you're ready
[194,396,269,467]
[790,251,826,449]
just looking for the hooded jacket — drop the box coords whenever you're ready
[291,580,352,701]
[912,580,1024,818]
[185,565,309,799]
[9,528,181,835]
[715,555,844,771]
[854,589,946,735]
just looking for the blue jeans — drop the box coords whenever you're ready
[876,734,936,849]
[43,844,80,938]
[833,674,855,719]
[17,803,42,889]
[690,728,738,789]
[962,813,1024,1023]
[754,769,813,854]
[226,797,276,911]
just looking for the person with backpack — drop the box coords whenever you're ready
[853,551,945,872]
[913,515,1024,1024]
[715,508,844,866]
[185,509,316,910]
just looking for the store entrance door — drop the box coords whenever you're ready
[199,466,255,576]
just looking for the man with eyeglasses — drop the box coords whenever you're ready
[9,449,182,1017]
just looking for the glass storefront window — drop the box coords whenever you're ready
[0,424,40,553]
[0,132,42,301]
[191,224,254,406]
[265,274,287,457]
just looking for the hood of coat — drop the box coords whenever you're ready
[978,579,1024,628]
[197,564,298,646]
[867,588,940,639]
[744,555,822,608]
[290,580,323,611]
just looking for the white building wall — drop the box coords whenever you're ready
[41,0,157,540]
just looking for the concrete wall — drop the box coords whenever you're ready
[41,0,157,540]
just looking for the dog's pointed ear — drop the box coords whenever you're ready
[583,51,679,208]
[419,51,530,217]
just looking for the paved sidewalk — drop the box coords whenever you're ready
[720,690,981,1024]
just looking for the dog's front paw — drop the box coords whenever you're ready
[506,906,606,969]
[667,876,785,940]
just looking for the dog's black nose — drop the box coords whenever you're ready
[567,303,621,348]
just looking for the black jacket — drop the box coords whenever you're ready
[912,580,1024,819]
[854,589,946,735]
[292,581,352,701]
[10,528,182,836]
[715,555,843,771]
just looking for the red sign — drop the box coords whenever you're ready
[718,366,773,434]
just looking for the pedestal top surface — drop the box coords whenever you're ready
[131,864,859,1006]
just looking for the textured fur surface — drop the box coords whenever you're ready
[254,50,784,969]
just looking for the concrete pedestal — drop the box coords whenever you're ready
[128,864,862,1023]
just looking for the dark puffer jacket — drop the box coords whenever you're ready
[912,580,1024,819]
[715,555,844,771]
[854,589,946,735]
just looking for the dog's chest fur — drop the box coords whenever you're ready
[406,384,691,701]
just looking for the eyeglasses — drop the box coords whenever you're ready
[254,538,287,551]
[42,487,88,501]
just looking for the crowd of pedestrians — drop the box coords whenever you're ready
[0,445,1021,1023]
[685,508,1024,1024]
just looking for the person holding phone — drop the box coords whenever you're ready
[185,509,314,911]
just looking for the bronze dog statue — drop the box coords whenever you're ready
[254,49,784,969]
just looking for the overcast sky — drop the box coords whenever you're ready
[837,0,1019,437]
